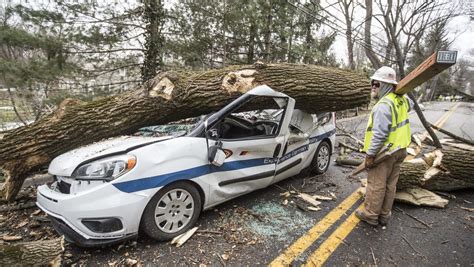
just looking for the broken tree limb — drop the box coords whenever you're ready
[335,132,364,147]
[338,142,360,152]
[0,63,369,200]
[397,141,474,191]
[336,156,363,166]
[0,237,64,266]
[430,123,474,146]
[408,92,442,149]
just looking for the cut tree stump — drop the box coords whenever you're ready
[0,237,64,266]
[0,63,369,200]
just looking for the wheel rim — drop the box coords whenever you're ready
[317,145,330,170]
[154,188,195,233]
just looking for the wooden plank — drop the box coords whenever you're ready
[350,146,400,177]
[395,51,457,95]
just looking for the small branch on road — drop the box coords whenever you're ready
[394,207,431,228]
[197,230,223,235]
[370,247,377,265]
[401,235,427,260]
[217,253,227,267]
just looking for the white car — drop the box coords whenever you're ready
[36,85,336,247]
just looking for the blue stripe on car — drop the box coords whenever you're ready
[114,158,271,193]
[113,129,335,193]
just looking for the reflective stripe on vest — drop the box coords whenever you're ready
[363,92,411,152]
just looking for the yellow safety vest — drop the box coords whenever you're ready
[363,92,411,153]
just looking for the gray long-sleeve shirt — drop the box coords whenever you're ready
[367,89,414,156]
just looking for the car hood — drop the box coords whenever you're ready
[49,135,173,177]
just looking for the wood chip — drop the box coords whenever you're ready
[460,207,474,212]
[280,191,291,198]
[32,209,41,216]
[15,220,29,229]
[125,258,138,266]
[298,193,321,207]
[282,199,289,206]
[2,235,22,241]
[312,195,333,201]
[174,227,199,247]
[221,254,230,261]
[406,147,417,156]
[307,206,321,211]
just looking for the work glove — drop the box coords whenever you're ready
[365,155,376,169]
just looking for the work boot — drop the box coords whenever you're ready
[355,210,378,226]
[379,215,390,226]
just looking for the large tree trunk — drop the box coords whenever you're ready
[397,142,474,191]
[0,237,64,266]
[0,63,369,200]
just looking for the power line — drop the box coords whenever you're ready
[286,0,395,64]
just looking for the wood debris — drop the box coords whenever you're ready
[170,227,199,247]
[125,258,138,266]
[298,193,321,207]
[395,187,448,208]
[460,207,474,212]
[221,254,230,261]
[312,194,333,201]
[2,235,22,241]
[307,206,322,212]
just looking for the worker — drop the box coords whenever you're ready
[355,66,413,226]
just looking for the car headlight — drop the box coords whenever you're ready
[72,155,136,181]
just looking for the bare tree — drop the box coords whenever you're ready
[338,0,357,70]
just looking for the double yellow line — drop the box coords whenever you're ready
[269,190,361,266]
[270,102,460,267]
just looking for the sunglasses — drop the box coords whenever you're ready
[371,81,380,88]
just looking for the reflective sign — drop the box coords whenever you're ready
[436,51,457,64]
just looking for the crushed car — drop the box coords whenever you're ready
[36,85,336,247]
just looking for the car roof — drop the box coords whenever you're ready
[246,85,289,98]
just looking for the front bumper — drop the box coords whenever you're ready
[37,181,152,246]
[49,216,137,247]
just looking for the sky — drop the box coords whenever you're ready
[325,0,473,67]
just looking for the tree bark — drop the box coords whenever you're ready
[363,0,382,69]
[397,142,474,191]
[0,63,370,200]
[141,0,165,82]
[0,237,64,266]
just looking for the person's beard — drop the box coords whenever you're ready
[371,88,379,99]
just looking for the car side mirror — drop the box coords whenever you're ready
[208,144,225,166]
[204,120,225,166]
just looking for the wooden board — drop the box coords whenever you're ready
[395,51,457,95]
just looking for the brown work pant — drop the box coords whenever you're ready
[361,148,407,221]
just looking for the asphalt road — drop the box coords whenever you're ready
[68,101,473,266]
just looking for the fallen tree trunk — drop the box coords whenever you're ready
[0,237,64,266]
[397,141,474,191]
[0,63,369,200]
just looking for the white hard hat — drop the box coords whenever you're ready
[370,66,398,85]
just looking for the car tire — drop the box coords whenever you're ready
[310,140,331,175]
[141,181,202,241]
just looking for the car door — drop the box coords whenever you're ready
[205,94,294,205]
[272,110,314,183]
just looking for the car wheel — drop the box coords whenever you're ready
[141,181,202,241]
[310,140,331,175]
